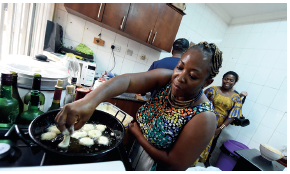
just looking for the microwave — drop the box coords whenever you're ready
[77,59,97,87]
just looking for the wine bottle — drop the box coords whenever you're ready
[23,73,45,112]
[48,79,63,111]
[11,72,24,116]
[0,73,19,123]
[63,85,74,106]
[17,90,43,125]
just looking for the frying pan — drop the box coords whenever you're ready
[26,109,126,157]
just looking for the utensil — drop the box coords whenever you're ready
[15,109,125,158]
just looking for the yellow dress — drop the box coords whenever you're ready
[204,86,243,129]
[197,86,243,163]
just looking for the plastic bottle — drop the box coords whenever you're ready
[63,85,74,106]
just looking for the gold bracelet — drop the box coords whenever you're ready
[220,124,226,130]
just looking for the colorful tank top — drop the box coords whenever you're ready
[136,83,214,150]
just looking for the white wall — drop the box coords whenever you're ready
[209,19,287,165]
[54,4,161,76]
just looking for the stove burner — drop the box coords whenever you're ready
[0,143,11,159]
[0,143,22,163]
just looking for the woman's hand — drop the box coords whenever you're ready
[128,121,143,138]
[54,98,96,132]
[239,91,248,97]
[215,128,221,136]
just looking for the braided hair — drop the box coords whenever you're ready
[188,41,223,79]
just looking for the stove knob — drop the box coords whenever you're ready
[0,143,12,159]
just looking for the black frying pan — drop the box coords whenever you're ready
[27,109,126,157]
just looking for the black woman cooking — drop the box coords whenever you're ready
[54,41,223,171]
[203,71,243,167]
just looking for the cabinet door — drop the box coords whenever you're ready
[124,3,163,43]
[150,4,183,52]
[64,3,105,21]
[116,100,144,119]
[102,3,131,31]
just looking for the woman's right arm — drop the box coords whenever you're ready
[55,69,172,132]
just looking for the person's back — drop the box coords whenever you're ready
[148,57,180,71]
[148,38,189,71]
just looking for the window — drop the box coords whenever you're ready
[0,3,54,60]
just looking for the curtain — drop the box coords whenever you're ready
[0,3,55,60]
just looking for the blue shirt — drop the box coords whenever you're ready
[148,57,180,71]
[148,57,180,97]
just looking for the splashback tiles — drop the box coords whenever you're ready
[97,28,116,54]
[82,21,102,50]
[65,14,86,43]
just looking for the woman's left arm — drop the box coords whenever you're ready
[128,111,216,170]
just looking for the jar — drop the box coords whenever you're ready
[74,88,91,101]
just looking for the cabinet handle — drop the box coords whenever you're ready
[120,16,126,29]
[147,30,152,42]
[152,32,157,44]
[98,3,102,18]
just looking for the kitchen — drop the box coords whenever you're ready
[0,3,287,171]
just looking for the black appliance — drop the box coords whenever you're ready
[0,124,132,170]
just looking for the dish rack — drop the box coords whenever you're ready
[96,102,133,128]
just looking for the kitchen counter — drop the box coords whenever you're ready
[0,160,125,171]
[233,149,285,171]
[112,93,147,103]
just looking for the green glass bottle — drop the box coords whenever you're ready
[0,73,19,124]
[23,73,45,112]
[11,72,24,116]
[17,90,43,125]
[48,79,63,111]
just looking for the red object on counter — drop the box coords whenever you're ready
[74,88,91,101]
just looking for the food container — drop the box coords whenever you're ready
[260,144,285,161]
[75,88,91,101]
[96,102,133,128]
[0,54,69,112]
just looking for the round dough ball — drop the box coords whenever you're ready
[71,131,87,139]
[79,137,94,146]
[98,136,109,146]
[41,132,57,140]
[81,124,95,132]
[96,124,107,132]
[47,125,61,134]
[88,130,102,139]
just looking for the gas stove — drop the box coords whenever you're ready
[0,124,132,170]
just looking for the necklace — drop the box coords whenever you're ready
[167,87,203,109]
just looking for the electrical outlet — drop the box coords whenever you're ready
[111,43,121,52]
[140,54,146,60]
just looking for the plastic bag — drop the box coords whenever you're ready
[61,53,81,84]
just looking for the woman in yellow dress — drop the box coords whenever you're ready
[203,71,244,167]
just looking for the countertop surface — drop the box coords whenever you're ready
[112,93,148,103]
[235,149,285,171]
[0,160,125,171]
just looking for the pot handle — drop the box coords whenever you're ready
[14,125,35,147]
[115,110,127,123]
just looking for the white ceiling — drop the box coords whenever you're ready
[207,3,287,25]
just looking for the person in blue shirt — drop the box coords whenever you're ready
[148,38,190,71]
[148,38,190,97]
